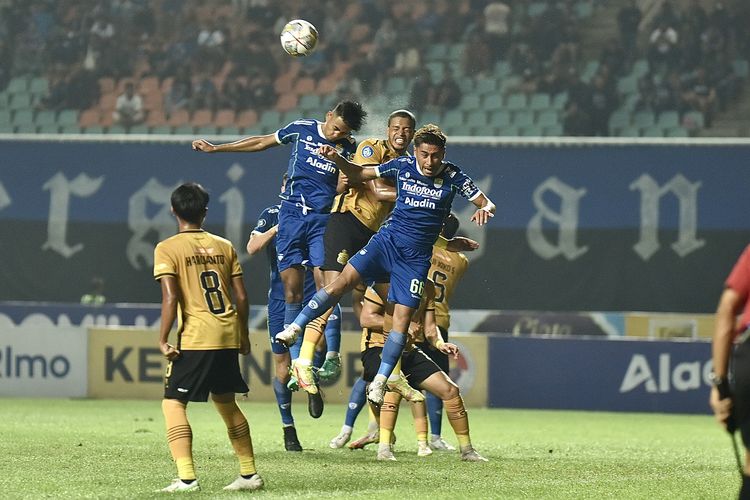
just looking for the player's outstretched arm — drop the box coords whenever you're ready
[469,193,496,226]
[192,133,279,153]
[158,276,181,361]
[318,145,377,184]
[366,178,397,202]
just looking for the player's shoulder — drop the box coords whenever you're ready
[203,230,235,249]
[260,203,280,216]
[442,161,463,177]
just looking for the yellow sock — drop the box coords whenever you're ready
[444,395,471,448]
[411,400,428,443]
[162,399,196,481]
[298,308,333,363]
[379,392,401,446]
[214,398,256,476]
[367,404,379,433]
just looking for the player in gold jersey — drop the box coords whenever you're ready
[290,110,416,396]
[153,183,263,493]
[359,280,488,462]
[420,213,469,451]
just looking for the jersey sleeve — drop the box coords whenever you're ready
[153,242,176,281]
[251,207,276,235]
[448,164,482,201]
[353,139,381,165]
[727,244,750,301]
[375,157,402,179]
[275,121,298,144]
[456,253,469,280]
[230,245,243,278]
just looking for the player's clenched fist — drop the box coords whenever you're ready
[192,139,216,152]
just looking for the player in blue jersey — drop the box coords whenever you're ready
[246,175,334,446]
[276,124,495,405]
[192,101,366,360]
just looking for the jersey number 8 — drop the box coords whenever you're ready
[200,270,226,314]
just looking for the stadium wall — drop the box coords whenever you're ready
[1,137,749,313]
[0,304,715,413]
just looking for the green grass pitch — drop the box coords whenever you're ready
[0,398,739,498]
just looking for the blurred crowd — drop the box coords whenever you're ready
[0,0,748,135]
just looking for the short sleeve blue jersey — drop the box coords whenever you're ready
[275,119,357,212]
[252,204,316,301]
[376,157,482,251]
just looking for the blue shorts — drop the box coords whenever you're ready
[348,230,431,309]
[276,202,329,273]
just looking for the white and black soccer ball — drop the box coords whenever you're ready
[280,19,318,57]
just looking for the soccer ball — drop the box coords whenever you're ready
[280,19,318,57]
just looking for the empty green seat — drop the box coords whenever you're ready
[35,110,56,126]
[442,109,464,128]
[459,94,481,111]
[513,110,534,128]
[529,93,551,110]
[37,124,60,134]
[536,110,559,127]
[657,111,679,128]
[13,109,34,125]
[482,94,504,110]
[633,110,655,128]
[506,93,528,110]
[489,110,511,127]
[57,109,79,126]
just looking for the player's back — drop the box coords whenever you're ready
[360,286,388,351]
[154,229,241,350]
[429,247,469,329]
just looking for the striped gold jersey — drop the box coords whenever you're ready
[428,247,469,330]
[359,283,436,352]
[331,138,408,232]
[403,280,436,349]
[153,229,242,350]
[360,286,387,351]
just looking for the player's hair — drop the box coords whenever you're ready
[388,109,416,128]
[441,212,460,239]
[332,100,367,131]
[171,182,209,224]
[414,124,447,149]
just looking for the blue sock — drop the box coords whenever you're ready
[288,334,302,360]
[294,289,337,328]
[284,302,302,329]
[313,349,325,369]
[272,377,294,426]
[376,331,406,378]
[324,303,342,353]
[345,377,367,427]
[426,392,443,436]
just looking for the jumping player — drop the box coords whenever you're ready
[192,101,366,365]
[154,182,263,492]
[246,175,327,451]
[292,109,416,400]
[276,124,495,406]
